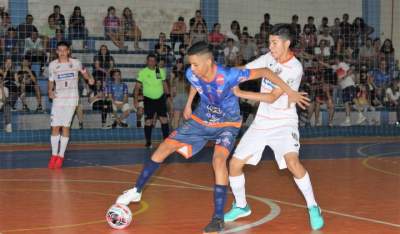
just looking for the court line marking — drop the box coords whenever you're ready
[357,143,400,176]
[0,189,149,233]
[0,180,280,233]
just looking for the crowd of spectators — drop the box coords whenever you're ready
[0,5,399,133]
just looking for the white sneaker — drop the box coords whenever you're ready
[5,123,12,133]
[116,187,142,205]
[340,117,351,126]
[356,113,367,125]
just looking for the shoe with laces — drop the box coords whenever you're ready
[203,216,224,233]
[308,205,324,230]
[116,187,142,205]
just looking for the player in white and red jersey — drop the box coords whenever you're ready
[48,41,94,169]
[224,24,324,231]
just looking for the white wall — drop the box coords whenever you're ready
[381,0,399,61]
[0,0,7,10]
[28,0,200,38]
[219,0,363,36]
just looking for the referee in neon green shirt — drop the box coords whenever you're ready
[134,54,171,148]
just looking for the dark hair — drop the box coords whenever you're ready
[146,53,157,60]
[178,16,184,21]
[187,41,213,56]
[110,68,121,77]
[57,40,70,48]
[270,23,296,47]
[54,5,60,9]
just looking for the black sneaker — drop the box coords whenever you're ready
[203,217,224,233]
[136,121,142,128]
[22,105,30,112]
[119,122,129,128]
[112,121,118,129]
[36,105,43,112]
[145,142,152,149]
[79,122,84,130]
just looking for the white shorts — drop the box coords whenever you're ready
[233,125,300,169]
[51,105,76,127]
[112,102,130,112]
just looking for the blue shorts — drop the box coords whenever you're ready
[165,119,240,158]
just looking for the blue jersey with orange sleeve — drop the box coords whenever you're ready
[185,64,251,128]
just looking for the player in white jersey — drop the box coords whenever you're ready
[224,24,324,231]
[48,41,94,169]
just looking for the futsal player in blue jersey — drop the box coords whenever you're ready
[115,41,309,233]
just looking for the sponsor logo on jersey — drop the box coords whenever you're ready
[216,74,224,85]
[292,132,299,141]
[57,72,75,79]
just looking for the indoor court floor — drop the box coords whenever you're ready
[0,137,399,234]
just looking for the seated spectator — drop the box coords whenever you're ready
[68,6,89,41]
[48,5,65,31]
[340,13,353,48]
[103,6,126,50]
[380,39,396,73]
[24,30,46,65]
[92,59,108,82]
[106,69,129,128]
[385,80,400,126]
[332,37,353,62]
[188,22,208,46]
[16,14,38,40]
[314,39,331,61]
[88,75,112,129]
[40,16,57,50]
[224,38,239,66]
[16,58,42,112]
[154,32,174,65]
[353,83,373,125]
[225,20,241,44]
[368,59,392,101]
[170,16,187,52]
[189,10,207,32]
[0,73,11,132]
[0,58,18,110]
[0,12,11,38]
[358,38,375,68]
[290,14,301,43]
[1,27,18,62]
[239,32,258,63]
[121,7,141,50]
[93,44,115,72]
[317,27,334,47]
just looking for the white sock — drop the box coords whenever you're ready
[294,172,318,208]
[229,174,247,208]
[58,136,69,158]
[50,135,60,155]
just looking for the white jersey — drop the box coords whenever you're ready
[245,52,303,129]
[48,58,82,107]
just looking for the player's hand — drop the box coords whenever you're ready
[287,90,310,110]
[231,86,242,97]
[183,105,192,120]
[48,90,55,99]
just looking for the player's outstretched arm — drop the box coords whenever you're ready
[183,86,197,120]
[248,68,310,109]
[232,86,282,103]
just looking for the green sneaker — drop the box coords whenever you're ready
[308,206,324,230]
[224,202,252,222]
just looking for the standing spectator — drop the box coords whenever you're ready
[340,13,353,48]
[330,17,342,42]
[385,80,400,126]
[259,13,273,35]
[103,6,126,50]
[135,54,171,148]
[48,5,65,31]
[170,16,187,52]
[121,7,141,50]
[189,10,206,32]
[106,69,130,128]
[68,6,88,42]
[0,73,11,132]
[93,44,115,72]
[224,38,239,66]
[303,16,317,34]
[16,58,42,112]
[318,17,330,34]
[290,14,301,42]
[255,27,269,55]
[359,38,375,67]
[169,59,189,129]
[47,41,94,169]
[368,59,392,101]
[352,17,373,48]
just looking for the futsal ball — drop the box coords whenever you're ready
[106,204,132,229]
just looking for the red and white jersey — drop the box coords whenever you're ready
[48,58,82,106]
[245,52,303,129]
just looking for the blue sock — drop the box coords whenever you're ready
[213,184,227,219]
[135,159,161,192]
